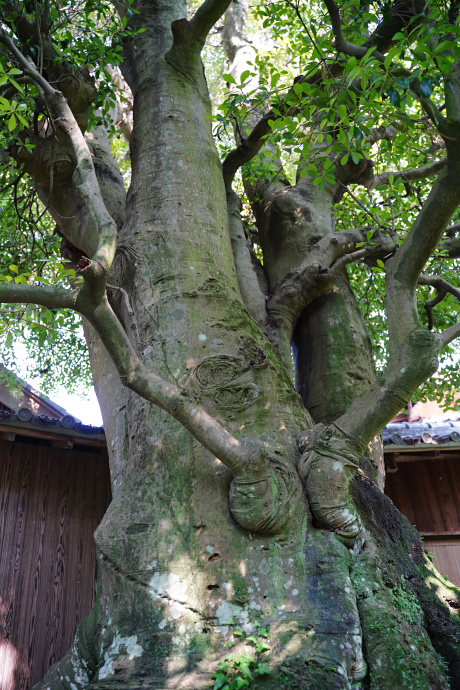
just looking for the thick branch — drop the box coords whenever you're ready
[0,30,118,275]
[189,0,233,48]
[227,189,268,329]
[438,322,460,348]
[222,111,274,187]
[386,165,460,336]
[266,228,393,366]
[365,158,446,189]
[330,168,460,448]
[323,0,384,62]
[0,283,78,310]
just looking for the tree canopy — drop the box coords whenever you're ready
[0,0,460,407]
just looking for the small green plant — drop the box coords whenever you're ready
[392,583,424,626]
[212,626,271,689]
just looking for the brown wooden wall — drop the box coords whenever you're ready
[385,453,460,587]
[0,438,111,690]
[423,540,460,589]
[385,454,460,535]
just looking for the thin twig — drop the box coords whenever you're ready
[338,181,387,231]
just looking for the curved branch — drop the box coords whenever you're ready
[189,0,233,48]
[0,29,118,276]
[222,111,274,187]
[438,322,460,349]
[266,228,393,366]
[0,282,78,310]
[366,158,447,189]
[418,273,460,330]
[323,0,385,62]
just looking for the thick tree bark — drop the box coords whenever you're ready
[0,1,455,688]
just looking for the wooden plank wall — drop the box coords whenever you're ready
[385,455,460,587]
[423,540,460,588]
[385,456,460,535]
[0,438,111,690]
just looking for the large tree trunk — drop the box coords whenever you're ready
[25,2,460,689]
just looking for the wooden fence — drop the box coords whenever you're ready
[0,437,111,690]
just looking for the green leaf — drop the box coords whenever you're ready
[8,78,23,93]
[256,641,271,653]
[245,636,258,644]
[5,332,13,348]
[8,264,18,274]
[377,259,385,268]
[213,674,229,690]
[293,82,304,96]
[7,113,16,131]
[234,655,254,665]
[420,77,433,98]
[387,86,400,108]
[240,70,251,84]
[238,664,253,679]
[229,677,249,689]
[254,662,271,676]
[223,74,236,84]
[396,76,410,91]
[434,40,458,54]
[384,47,400,70]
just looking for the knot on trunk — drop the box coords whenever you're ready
[297,423,365,546]
[229,456,303,535]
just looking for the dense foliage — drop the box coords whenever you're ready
[0,0,459,404]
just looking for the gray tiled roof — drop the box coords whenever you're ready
[0,409,104,438]
[383,420,460,447]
